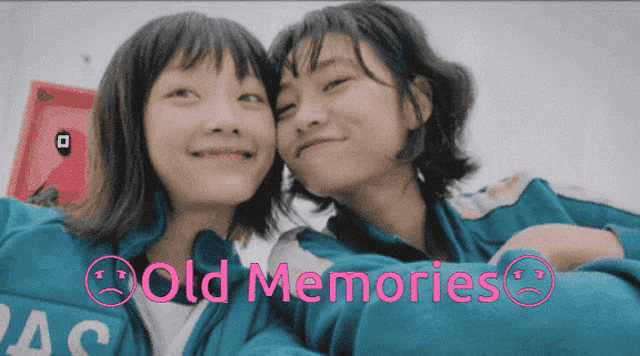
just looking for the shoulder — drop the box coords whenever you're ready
[0,200,119,323]
[268,227,334,273]
[443,171,636,220]
[0,197,66,238]
[0,196,64,219]
[0,197,99,269]
[267,228,335,291]
[444,172,537,220]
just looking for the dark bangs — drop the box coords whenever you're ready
[269,5,395,94]
[64,12,280,243]
[139,13,277,107]
[269,3,478,213]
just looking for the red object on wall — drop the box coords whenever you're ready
[7,81,96,204]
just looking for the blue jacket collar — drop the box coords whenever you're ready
[117,192,247,285]
[117,192,167,260]
[327,209,429,262]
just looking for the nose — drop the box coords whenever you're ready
[294,96,328,135]
[203,98,241,135]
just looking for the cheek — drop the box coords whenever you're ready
[255,114,277,149]
[144,125,172,166]
[377,123,407,150]
[276,124,295,157]
[144,114,186,181]
[338,106,406,154]
[249,114,277,170]
[261,119,277,145]
[145,106,192,145]
[338,83,400,125]
[363,96,407,151]
[143,119,161,161]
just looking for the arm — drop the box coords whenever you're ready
[488,224,624,270]
[545,179,640,260]
[236,278,324,356]
[488,176,640,269]
[239,319,325,356]
[268,230,640,355]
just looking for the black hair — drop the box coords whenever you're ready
[269,2,478,211]
[64,12,282,243]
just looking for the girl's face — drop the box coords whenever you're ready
[276,34,421,195]
[145,50,276,211]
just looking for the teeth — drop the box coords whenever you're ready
[192,151,253,159]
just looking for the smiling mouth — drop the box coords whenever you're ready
[99,288,123,295]
[191,148,254,160]
[516,288,542,295]
[296,139,341,158]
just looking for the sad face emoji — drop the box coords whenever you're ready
[85,255,137,307]
[503,255,555,308]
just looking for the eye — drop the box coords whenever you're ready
[275,103,295,119]
[94,270,105,279]
[116,270,127,279]
[513,270,523,279]
[323,77,351,92]
[535,269,545,279]
[239,93,266,103]
[167,88,196,98]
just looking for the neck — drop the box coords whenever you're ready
[145,204,235,284]
[333,166,427,251]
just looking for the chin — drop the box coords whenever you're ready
[213,188,259,206]
[294,157,363,189]
[182,192,254,210]
[186,182,260,207]
[299,167,378,199]
[299,175,346,198]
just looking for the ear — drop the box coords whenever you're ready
[402,76,433,130]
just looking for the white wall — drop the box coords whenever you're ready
[1,2,639,265]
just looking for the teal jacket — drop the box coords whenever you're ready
[0,196,319,356]
[265,173,640,355]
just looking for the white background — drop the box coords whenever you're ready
[1,2,638,266]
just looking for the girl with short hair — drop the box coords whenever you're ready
[0,12,318,356]
[266,3,640,355]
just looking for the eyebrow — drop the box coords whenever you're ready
[280,56,360,92]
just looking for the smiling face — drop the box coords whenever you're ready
[276,34,424,196]
[145,50,276,211]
